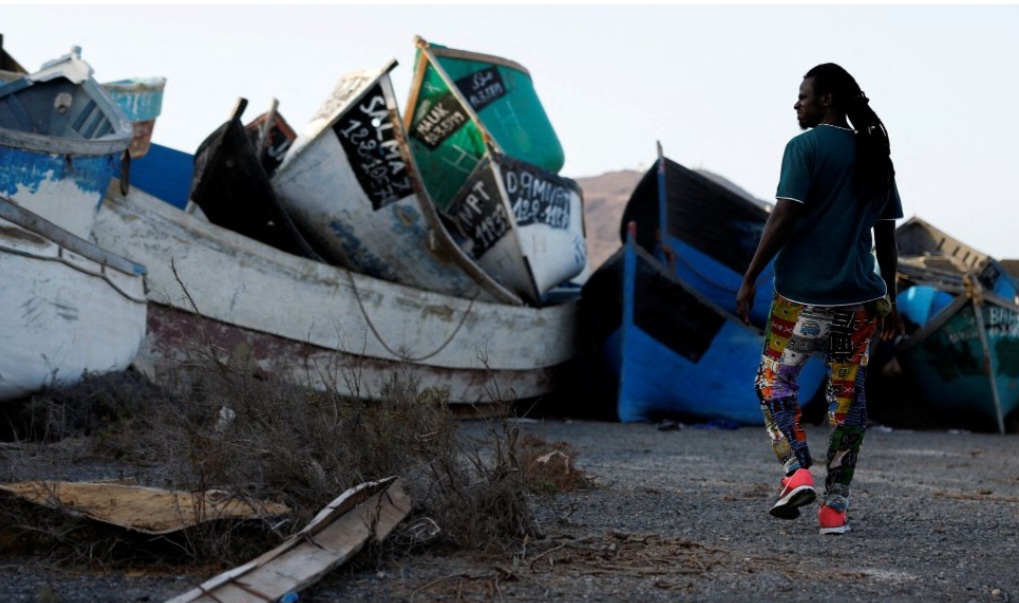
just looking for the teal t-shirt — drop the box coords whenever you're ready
[774,124,903,306]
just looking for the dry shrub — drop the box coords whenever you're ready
[0,341,592,569]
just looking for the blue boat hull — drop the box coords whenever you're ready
[896,293,1019,433]
[583,237,825,425]
[0,48,131,238]
[668,233,775,327]
[122,143,194,210]
[619,156,775,328]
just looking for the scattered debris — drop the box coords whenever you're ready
[164,477,411,603]
[0,480,289,535]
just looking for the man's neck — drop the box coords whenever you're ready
[820,111,850,128]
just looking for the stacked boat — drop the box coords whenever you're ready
[0,46,150,400]
[84,36,586,408]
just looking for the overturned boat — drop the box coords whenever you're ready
[405,37,586,304]
[271,60,519,304]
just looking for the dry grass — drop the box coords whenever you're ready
[0,348,592,571]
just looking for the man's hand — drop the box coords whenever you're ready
[736,278,756,325]
[879,306,906,342]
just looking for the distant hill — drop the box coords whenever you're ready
[574,169,643,271]
[574,167,771,272]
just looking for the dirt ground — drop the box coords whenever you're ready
[2,417,1017,603]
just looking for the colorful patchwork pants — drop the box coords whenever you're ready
[755,293,878,511]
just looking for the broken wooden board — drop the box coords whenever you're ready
[0,481,289,535]
[164,476,411,603]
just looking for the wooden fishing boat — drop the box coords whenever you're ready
[0,46,132,239]
[0,195,147,401]
[243,99,296,177]
[190,98,323,261]
[891,216,1019,433]
[580,224,825,425]
[895,277,1019,434]
[101,76,166,159]
[405,38,586,304]
[896,216,1018,302]
[618,150,775,327]
[271,60,519,304]
[405,36,565,209]
[444,151,587,305]
[91,181,581,407]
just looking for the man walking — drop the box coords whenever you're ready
[736,63,905,535]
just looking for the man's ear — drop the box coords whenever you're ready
[821,91,834,108]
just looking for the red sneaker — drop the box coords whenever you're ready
[818,504,850,535]
[769,468,816,519]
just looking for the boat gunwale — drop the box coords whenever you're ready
[100,182,578,333]
[0,194,145,277]
[894,286,1019,352]
[624,233,766,339]
[278,60,399,169]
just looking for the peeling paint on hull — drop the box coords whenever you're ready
[0,147,117,238]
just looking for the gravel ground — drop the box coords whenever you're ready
[2,418,1018,603]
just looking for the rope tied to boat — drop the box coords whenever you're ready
[344,266,478,363]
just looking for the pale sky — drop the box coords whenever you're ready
[3,4,1017,258]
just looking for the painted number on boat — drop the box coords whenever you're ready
[501,159,574,230]
[987,306,1019,339]
[455,67,507,113]
[313,73,372,123]
[332,84,414,210]
[410,93,470,150]
[446,164,509,258]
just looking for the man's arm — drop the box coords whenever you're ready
[873,220,905,341]
[736,198,803,324]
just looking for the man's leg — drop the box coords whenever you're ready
[756,295,824,474]
[819,305,877,533]
[756,295,826,519]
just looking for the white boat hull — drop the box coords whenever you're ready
[0,198,147,401]
[272,62,518,305]
[92,183,580,404]
[447,154,587,304]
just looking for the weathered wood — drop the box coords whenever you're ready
[164,478,411,603]
[0,481,289,535]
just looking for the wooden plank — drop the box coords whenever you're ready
[0,481,289,535]
[164,478,411,603]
